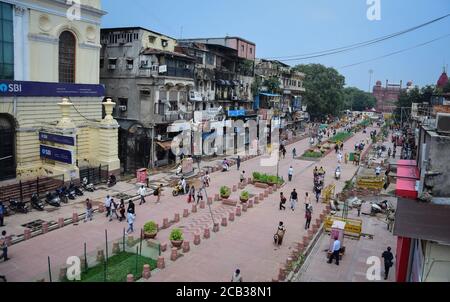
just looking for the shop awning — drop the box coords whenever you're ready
[260,92,281,97]
[156,141,173,151]
[396,178,418,200]
[397,166,419,180]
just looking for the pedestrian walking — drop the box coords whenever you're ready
[340,143,344,151]
[84,199,93,222]
[155,184,163,203]
[204,172,210,187]
[237,156,241,171]
[388,148,392,158]
[240,171,246,183]
[196,188,203,204]
[282,147,286,159]
[292,148,297,159]
[127,200,135,215]
[188,186,195,203]
[305,192,311,211]
[382,247,394,280]
[0,231,9,262]
[0,201,5,227]
[305,207,312,230]
[119,199,126,222]
[328,236,341,266]
[231,269,243,282]
[344,153,349,165]
[288,166,294,182]
[138,185,147,205]
[181,177,187,194]
[290,189,298,212]
[104,195,112,218]
[126,212,136,234]
[279,192,287,211]
[314,186,321,203]
[109,199,118,221]
[337,152,343,164]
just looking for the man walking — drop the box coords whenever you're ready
[231,269,243,282]
[109,199,118,221]
[304,192,311,211]
[305,206,312,230]
[279,192,287,211]
[127,200,135,215]
[0,201,5,227]
[314,185,321,203]
[292,148,297,159]
[382,247,394,280]
[104,195,112,218]
[237,156,241,171]
[0,231,9,262]
[84,199,93,222]
[328,236,341,266]
[288,166,294,182]
[240,171,246,183]
[155,184,163,204]
[290,189,298,212]
[126,212,136,234]
[138,185,147,205]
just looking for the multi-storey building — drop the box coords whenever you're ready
[373,80,413,113]
[0,0,119,183]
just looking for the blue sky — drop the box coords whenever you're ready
[102,0,450,91]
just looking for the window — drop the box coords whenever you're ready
[249,47,253,54]
[58,31,76,83]
[161,39,169,47]
[100,58,104,69]
[149,35,156,43]
[241,45,245,52]
[126,58,134,69]
[0,2,14,80]
[169,101,178,111]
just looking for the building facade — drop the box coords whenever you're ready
[373,80,411,113]
[0,0,120,182]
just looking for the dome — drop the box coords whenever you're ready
[437,72,449,88]
[376,81,382,86]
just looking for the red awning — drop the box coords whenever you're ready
[396,178,418,200]
[397,166,419,180]
[397,160,416,167]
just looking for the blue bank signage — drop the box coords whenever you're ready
[0,80,105,97]
[39,132,75,146]
[228,110,246,117]
[40,145,74,165]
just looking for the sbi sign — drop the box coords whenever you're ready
[0,83,22,93]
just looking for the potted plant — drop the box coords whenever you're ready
[220,186,231,199]
[143,221,158,239]
[240,191,250,203]
[170,228,184,249]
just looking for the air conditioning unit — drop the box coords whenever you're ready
[119,105,127,112]
[127,64,133,70]
[108,64,116,70]
[436,113,450,134]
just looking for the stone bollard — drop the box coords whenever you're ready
[192,204,198,213]
[232,185,237,192]
[248,199,254,208]
[72,213,79,224]
[174,213,180,223]
[200,201,206,209]
[273,185,278,192]
[160,242,168,252]
[204,228,211,239]
[229,212,235,222]
[182,241,190,253]
[24,228,32,240]
[268,187,273,194]
[170,248,178,261]
[297,242,305,252]
[97,250,105,262]
[183,209,189,218]
[163,218,170,229]
[59,267,67,281]
[98,203,105,213]
[247,178,252,184]
[209,197,214,205]
[254,196,259,204]
[316,219,322,226]
[236,206,242,217]
[194,233,201,246]
[303,236,310,246]
[308,230,314,238]
[286,257,294,267]
[157,256,165,269]
[214,194,220,202]
[278,268,287,281]
[142,264,151,279]
[58,218,65,228]
[242,203,248,212]
[259,193,264,200]
[112,242,120,254]
[221,217,228,227]
[213,223,220,233]
[127,274,134,282]
[264,190,269,198]
[312,225,319,233]
[42,222,49,234]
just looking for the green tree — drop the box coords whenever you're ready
[263,76,282,94]
[444,81,450,93]
[292,64,345,119]
[342,87,377,111]
[394,85,437,120]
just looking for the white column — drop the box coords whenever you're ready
[13,5,29,81]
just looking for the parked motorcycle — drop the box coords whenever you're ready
[107,175,117,188]
[30,194,45,211]
[335,167,341,180]
[57,187,71,203]
[370,200,393,216]
[82,177,95,192]
[172,184,184,197]
[69,182,83,197]
[9,199,29,214]
[45,192,61,208]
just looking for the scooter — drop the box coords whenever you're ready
[30,194,45,211]
[370,200,392,216]
[107,175,117,188]
[9,199,29,214]
[45,192,61,208]
[69,182,84,197]
[82,178,95,192]
[57,187,71,203]
[335,168,341,180]
[172,184,184,197]
[222,163,229,172]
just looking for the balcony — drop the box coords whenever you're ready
[166,66,194,79]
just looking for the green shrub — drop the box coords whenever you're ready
[302,151,323,158]
[330,132,353,143]
[220,186,231,197]
[143,221,157,234]
[240,191,249,200]
[253,172,284,184]
[169,228,183,241]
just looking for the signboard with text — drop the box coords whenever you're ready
[39,132,75,146]
[40,145,74,165]
[0,80,105,97]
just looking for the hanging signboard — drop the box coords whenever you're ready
[0,80,105,97]
[39,132,75,146]
[40,145,74,165]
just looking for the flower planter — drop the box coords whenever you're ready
[254,182,270,189]
[240,197,249,203]
[144,231,158,240]
[171,240,184,249]
[220,194,231,200]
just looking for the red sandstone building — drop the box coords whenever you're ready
[372,80,412,113]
